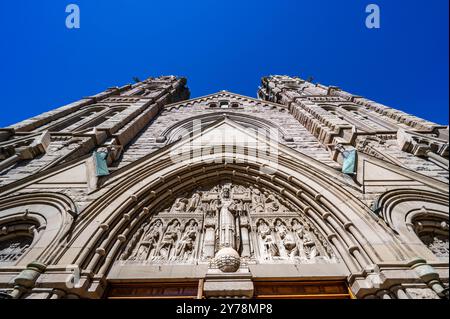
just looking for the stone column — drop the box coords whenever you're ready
[10,261,47,299]
[410,258,447,298]
[240,218,251,258]
[203,225,216,258]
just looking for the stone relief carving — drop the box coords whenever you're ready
[172,199,188,213]
[155,219,181,260]
[130,219,163,261]
[276,219,297,258]
[186,192,202,212]
[119,182,337,269]
[426,237,449,258]
[257,219,280,259]
[174,220,198,262]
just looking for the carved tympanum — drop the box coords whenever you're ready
[119,182,336,269]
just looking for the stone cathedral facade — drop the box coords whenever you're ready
[0,75,448,299]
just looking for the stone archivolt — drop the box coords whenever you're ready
[118,182,336,267]
[374,189,449,260]
[0,192,77,268]
[44,135,444,299]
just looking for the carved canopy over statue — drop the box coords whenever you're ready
[119,182,337,270]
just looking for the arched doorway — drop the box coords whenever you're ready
[103,180,352,299]
[55,117,403,299]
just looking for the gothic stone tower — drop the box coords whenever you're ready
[0,75,448,299]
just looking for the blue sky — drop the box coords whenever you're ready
[0,0,448,126]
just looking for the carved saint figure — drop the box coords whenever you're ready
[257,219,279,259]
[175,220,198,261]
[302,226,319,259]
[250,187,265,213]
[132,220,163,261]
[156,220,181,260]
[265,193,280,213]
[173,198,188,213]
[218,187,238,249]
[291,219,304,239]
[209,198,221,215]
[187,192,202,212]
[275,219,297,258]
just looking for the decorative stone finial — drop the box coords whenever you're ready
[215,247,240,273]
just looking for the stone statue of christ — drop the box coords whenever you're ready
[218,187,237,250]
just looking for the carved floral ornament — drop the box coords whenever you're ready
[118,182,337,271]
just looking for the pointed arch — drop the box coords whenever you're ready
[0,192,77,265]
[374,189,449,261]
[42,117,427,300]
[52,150,403,277]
